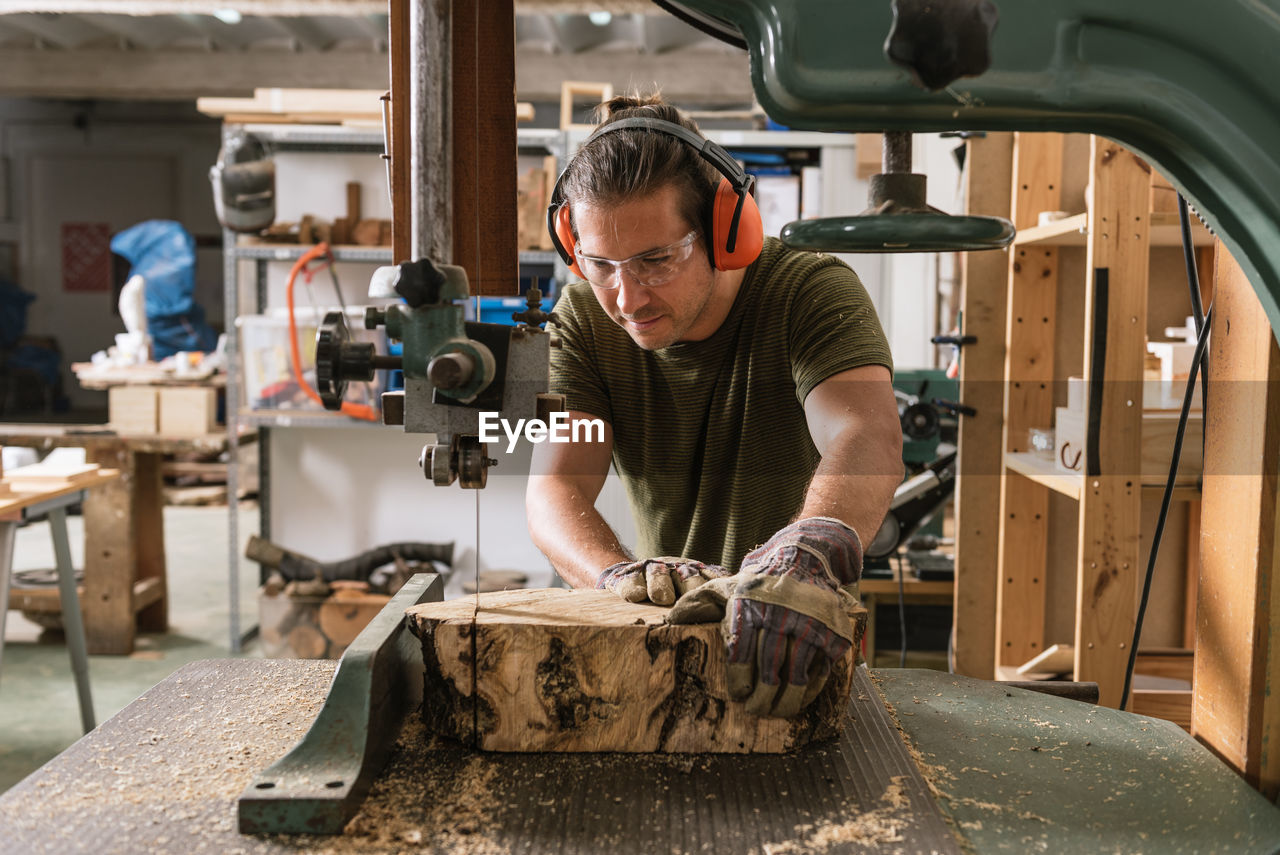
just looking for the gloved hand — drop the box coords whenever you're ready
[596,557,731,606]
[666,517,863,718]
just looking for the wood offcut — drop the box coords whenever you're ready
[407,588,866,754]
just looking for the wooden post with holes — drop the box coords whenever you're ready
[994,133,1063,671]
[1073,137,1150,708]
[1193,244,1280,795]
[953,132,1014,679]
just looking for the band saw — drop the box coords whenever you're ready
[5,1,1280,852]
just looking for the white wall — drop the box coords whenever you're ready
[0,98,222,409]
[269,425,637,595]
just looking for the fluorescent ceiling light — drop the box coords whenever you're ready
[588,11,612,26]
[213,8,242,25]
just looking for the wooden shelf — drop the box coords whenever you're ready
[1004,451,1201,502]
[1013,211,1215,248]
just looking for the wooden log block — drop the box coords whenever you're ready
[406,588,865,754]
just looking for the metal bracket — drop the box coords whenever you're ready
[237,573,443,834]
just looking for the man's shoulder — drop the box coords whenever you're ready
[753,237,860,290]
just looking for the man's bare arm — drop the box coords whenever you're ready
[526,412,630,588]
[799,364,903,548]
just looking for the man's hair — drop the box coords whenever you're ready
[559,93,720,243]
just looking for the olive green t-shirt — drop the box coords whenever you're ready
[549,237,893,571]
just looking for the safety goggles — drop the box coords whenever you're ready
[574,231,700,289]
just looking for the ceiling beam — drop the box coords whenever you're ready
[0,47,389,99]
[0,1,659,13]
[515,48,750,104]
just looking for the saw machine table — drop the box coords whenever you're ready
[3,657,1278,854]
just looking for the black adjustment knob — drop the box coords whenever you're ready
[933,397,977,418]
[885,0,1000,91]
[393,258,448,308]
[931,334,978,347]
[315,311,375,410]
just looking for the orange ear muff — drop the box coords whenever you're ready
[555,205,584,278]
[711,177,764,271]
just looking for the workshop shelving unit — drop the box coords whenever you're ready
[952,132,1213,718]
[220,124,566,650]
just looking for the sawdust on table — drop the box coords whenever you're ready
[757,776,910,855]
[312,718,509,855]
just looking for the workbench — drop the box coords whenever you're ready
[0,424,255,655]
[1,660,1274,853]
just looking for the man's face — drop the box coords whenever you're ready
[573,184,718,350]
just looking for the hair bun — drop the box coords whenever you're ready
[594,91,669,123]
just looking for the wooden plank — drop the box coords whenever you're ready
[407,589,864,753]
[1135,648,1194,683]
[388,0,411,263]
[1131,689,1192,730]
[953,131,1013,680]
[1193,243,1280,796]
[1013,211,1214,248]
[854,133,882,179]
[1016,642,1074,676]
[2,461,101,492]
[995,133,1063,669]
[453,0,518,296]
[8,575,160,617]
[0,469,118,516]
[133,451,167,633]
[83,442,139,655]
[1184,500,1200,649]
[559,80,614,131]
[1074,137,1150,709]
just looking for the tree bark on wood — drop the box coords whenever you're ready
[407,589,866,754]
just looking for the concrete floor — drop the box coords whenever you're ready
[0,503,261,793]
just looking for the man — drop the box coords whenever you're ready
[526,95,902,718]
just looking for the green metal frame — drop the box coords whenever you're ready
[677,0,1280,337]
[237,573,443,834]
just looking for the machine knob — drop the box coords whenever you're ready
[884,0,999,91]
[315,311,375,410]
[900,401,940,440]
[427,351,476,391]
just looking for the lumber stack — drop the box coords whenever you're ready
[406,588,866,754]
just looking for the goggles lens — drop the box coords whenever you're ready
[574,231,699,289]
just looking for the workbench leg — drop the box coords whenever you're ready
[133,452,168,633]
[49,507,95,733]
[83,442,137,655]
[0,520,16,683]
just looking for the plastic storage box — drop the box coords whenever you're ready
[237,306,383,411]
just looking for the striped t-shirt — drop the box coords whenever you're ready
[549,237,893,571]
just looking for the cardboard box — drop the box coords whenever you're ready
[159,386,218,436]
[109,385,159,434]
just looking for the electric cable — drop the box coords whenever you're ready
[1177,195,1209,421]
[1119,302,1212,710]
[1119,196,1214,710]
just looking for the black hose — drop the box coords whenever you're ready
[1120,304,1212,711]
[1177,195,1210,419]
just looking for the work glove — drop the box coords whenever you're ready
[666,517,862,719]
[596,557,731,606]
